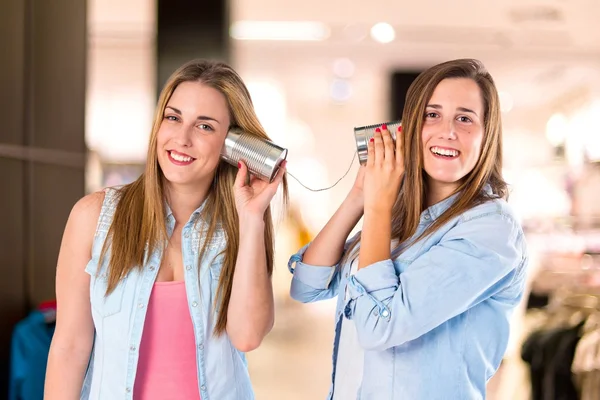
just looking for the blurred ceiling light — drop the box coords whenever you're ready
[330,79,353,103]
[230,21,330,41]
[332,58,355,78]
[370,22,395,44]
[545,113,568,147]
[498,91,514,113]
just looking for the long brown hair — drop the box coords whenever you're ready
[348,58,506,258]
[100,59,288,335]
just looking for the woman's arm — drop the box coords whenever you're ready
[301,186,364,267]
[288,191,363,303]
[228,214,273,352]
[288,165,365,303]
[226,162,285,352]
[44,192,103,399]
[358,125,403,270]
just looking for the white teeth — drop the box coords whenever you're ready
[170,152,192,162]
[431,147,459,157]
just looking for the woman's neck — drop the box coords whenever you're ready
[425,180,458,208]
[164,181,212,224]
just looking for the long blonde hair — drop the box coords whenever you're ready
[101,59,288,335]
[348,58,506,258]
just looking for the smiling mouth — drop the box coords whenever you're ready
[430,146,460,159]
[168,150,196,164]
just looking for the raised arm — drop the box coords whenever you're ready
[289,168,365,303]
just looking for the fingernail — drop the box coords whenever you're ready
[381,124,387,130]
[369,138,374,143]
[398,126,403,132]
[375,128,381,133]
[237,162,241,168]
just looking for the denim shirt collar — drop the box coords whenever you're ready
[422,183,494,222]
[164,198,209,228]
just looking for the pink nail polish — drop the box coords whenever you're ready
[369,138,374,143]
[398,126,403,132]
[382,124,387,130]
[375,128,381,133]
[237,162,241,168]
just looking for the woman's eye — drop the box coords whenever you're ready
[425,112,438,119]
[198,124,214,132]
[457,116,472,123]
[165,115,178,122]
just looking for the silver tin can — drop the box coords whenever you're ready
[354,120,402,165]
[221,127,288,183]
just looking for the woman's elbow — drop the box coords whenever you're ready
[290,285,311,303]
[230,335,263,352]
[290,280,335,303]
[228,321,273,352]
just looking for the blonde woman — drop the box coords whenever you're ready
[45,60,287,400]
[289,59,528,399]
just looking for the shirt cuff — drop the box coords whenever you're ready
[345,259,398,321]
[287,243,310,274]
[293,262,337,290]
[288,243,337,290]
[347,259,399,298]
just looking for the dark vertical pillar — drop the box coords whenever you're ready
[0,0,87,395]
[390,71,422,120]
[156,0,231,92]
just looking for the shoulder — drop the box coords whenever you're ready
[69,187,122,232]
[461,198,521,231]
[59,191,107,256]
[70,190,105,223]
[449,198,526,263]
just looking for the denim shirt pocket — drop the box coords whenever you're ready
[86,256,126,318]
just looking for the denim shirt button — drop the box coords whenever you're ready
[424,213,431,220]
[200,385,206,391]
[138,303,144,309]
[186,265,192,271]
[381,309,390,317]
[192,301,198,307]
[149,265,155,271]
[184,231,190,239]
[126,387,131,393]
[198,343,204,350]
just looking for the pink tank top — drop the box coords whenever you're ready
[134,281,201,400]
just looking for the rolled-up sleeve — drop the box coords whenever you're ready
[344,212,528,351]
[289,232,359,303]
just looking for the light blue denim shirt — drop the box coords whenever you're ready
[289,190,528,399]
[81,188,254,399]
